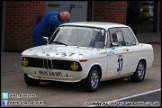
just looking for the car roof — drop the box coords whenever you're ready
[61,21,129,29]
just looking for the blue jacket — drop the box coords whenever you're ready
[34,12,62,38]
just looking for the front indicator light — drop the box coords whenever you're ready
[21,57,28,67]
[79,59,88,62]
[70,62,79,71]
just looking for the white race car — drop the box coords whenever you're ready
[21,22,154,92]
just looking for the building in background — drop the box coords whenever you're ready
[1,1,161,52]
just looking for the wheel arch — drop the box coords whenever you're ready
[88,64,102,80]
[138,58,147,70]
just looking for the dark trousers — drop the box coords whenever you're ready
[127,12,140,35]
[32,29,46,47]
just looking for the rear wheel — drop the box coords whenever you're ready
[82,67,100,92]
[24,73,40,86]
[131,61,146,82]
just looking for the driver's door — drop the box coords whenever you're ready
[106,28,125,78]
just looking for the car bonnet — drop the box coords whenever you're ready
[21,45,101,60]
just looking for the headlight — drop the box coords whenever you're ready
[70,62,79,71]
[21,57,29,67]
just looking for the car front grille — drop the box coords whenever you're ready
[27,58,43,68]
[24,58,75,71]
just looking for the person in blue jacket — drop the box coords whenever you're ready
[32,11,70,46]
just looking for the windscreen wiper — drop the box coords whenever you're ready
[53,41,68,46]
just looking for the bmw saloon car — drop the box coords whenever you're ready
[21,22,154,92]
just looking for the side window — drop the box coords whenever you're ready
[109,28,118,45]
[116,31,125,46]
[109,28,125,46]
[112,33,118,42]
[121,27,136,46]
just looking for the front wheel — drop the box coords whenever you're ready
[131,61,146,82]
[82,67,100,92]
[24,73,40,86]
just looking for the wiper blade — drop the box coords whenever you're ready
[53,41,68,46]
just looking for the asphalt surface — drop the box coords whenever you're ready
[120,91,161,106]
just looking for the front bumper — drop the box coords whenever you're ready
[22,67,83,82]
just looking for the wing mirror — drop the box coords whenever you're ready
[42,36,49,42]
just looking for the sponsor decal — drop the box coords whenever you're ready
[32,54,38,56]
[107,50,115,56]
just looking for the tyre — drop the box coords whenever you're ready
[24,73,40,86]
[131,61,146,82]
[82,67,100,92]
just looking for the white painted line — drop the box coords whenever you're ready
[87,88,161,107]
[109,88,161,103]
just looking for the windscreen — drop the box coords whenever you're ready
[49,26,106,48]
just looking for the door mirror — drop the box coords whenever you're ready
[42,36,49,42]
